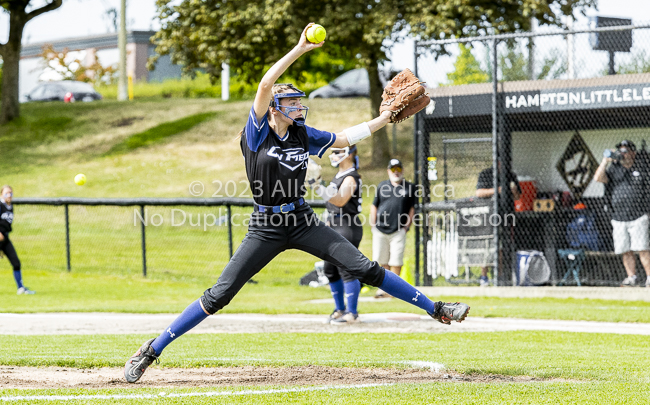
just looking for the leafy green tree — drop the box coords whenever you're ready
[536,48,567,80]
[446,43,566,86]
[500,43,530,82]
[616,50,650,74]
[40,44,117,85]
[1,0,63,124]
[499,43,566,82]
[150,0,596,165]
[446,44,489,85]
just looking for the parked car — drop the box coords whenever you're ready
[308,68,395,99]
[26,81,102,103]
[309,69,369,98]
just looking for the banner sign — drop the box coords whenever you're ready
[426,82,650,118]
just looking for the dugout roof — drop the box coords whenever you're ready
[423,73,650,132]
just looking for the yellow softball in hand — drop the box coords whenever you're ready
[306,24,326,43]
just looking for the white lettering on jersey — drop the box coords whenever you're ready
[0,212,12,224]
[267,147,310,171]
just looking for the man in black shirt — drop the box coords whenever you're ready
[594,139,650,287]
[371,159,416,297]
[475,163,521,286]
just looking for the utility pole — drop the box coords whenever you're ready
[117,0,128,101]
[567,16,575,79]
[527,17,536,80]
[222,63,230,101]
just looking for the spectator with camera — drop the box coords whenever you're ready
[594,140,650,287]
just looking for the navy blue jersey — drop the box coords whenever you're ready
[0,201,13,235]
[242,105,335,206]
[326,168,362,218]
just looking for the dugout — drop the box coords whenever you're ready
[420,72,650,286]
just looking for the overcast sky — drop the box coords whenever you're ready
[2,0,649,85]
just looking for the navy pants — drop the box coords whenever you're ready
[323,218,363,283]
[201,205,384,314]
[1,236,21,272]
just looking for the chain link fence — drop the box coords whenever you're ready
[7,198,326,283]
[415,21,650,287]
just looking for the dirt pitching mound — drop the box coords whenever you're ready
[0,366,557,390]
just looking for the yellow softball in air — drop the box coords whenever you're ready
[306,24,326,43]
[75,173,86,186]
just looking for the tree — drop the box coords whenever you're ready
[1,0,63,124]
[40,45,117,85]
[446,42,567,85]
[150,0,596,166]
[615,50,650,75]
[536,48,567,80]
[446,44,489,86]
[500,43,566,82]
[500,43,530,82]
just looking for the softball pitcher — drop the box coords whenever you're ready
[124,23,469,383]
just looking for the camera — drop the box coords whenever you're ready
[604,149,623,163]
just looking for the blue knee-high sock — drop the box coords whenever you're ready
[379,270,436,314]
[151,299,208,356]
[344,280,361,314]
[329,279,346,311]
[13,271,23,289]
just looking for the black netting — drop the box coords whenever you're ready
[417,24,650,287]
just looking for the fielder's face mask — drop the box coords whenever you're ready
[329,145,357,167]
[270,84,309,126]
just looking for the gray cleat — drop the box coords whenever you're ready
[429,301,470,325]
[331,312,359,324]
[328,309,345,323]
[124,338,159,383]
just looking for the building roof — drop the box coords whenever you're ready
[427,73,650,97]
[21,31,155,59]
[423,73,650,132]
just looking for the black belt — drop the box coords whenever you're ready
[254,198,305,214]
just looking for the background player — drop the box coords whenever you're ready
[1,185,35,295]
[317,146,364,324]
[124,23,469,383]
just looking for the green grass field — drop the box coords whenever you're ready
[2,95,650,404]
[1,332,649,403]
[2,383,648,405]
[3,270,650,322]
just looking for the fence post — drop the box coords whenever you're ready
[491,38,500,287]
[413,40,421,286]
[414,120,421,287]
[227,204,233,258]
[443,138,448,202]
[64,204,71,272]
[140,205,147,277]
